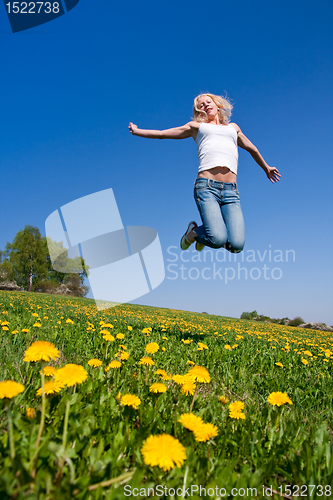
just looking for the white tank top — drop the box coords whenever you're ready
[195,123,238,175]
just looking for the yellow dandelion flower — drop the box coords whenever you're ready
[0,380,25,399]
[146,342,159,354]
[105,360,122,371]
[187,360,195,365]
[229,410,246,420]
[224,344,232,350]
[55,364,88,387]
[33,322,41,327]
[173,374,187,385]
[117,333,125,339]
[119,344,127,350]
[139,356,155,366]
[103,333,115,341]
[162,347,166,351]
[36,380,64,396]
[182,339,192,344]
[11,330,18,335]
[193,423,218,442]
[155,369,167,376]
[24,341,60,362]
[187,365,211,383]
[32,313,39,317]
[156,370,172,381]
[103,323,114,328]
[142,328,151,334]
[88,359,103,367]
[2,326,9,331]
[41,366,57,377]
[219,395,229,404]
[303,350,312,356]
[149,383,167,393]
[181,380,196,396]
[301,358,309,365]
[121,394,141,409]
[162,336,168,340]
[275,362,284,368]
[119,351,130,360]
[127,326,133,331]
[229,401,245,412]
[267,392,293,407]
[232,344,238,349]
[141,434,186,471]
[66,318,74,324]
[26,407,36,418]
[178,413,203,431]
[198,342,208,350]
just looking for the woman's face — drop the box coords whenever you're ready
[197,95,219,121]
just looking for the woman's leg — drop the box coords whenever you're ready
[193,179,228,249]
[220,186,245,253]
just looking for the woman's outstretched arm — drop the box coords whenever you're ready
[128,121,196,139]
[231,123,281,183]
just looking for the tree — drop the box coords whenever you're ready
[4,226,89,296]
[240,310,258,320]
[44,236,88,285]
[64,274,89,297]
[0,260,22,291]
[5,226,48,292]
[0,260,14,282]
[288,316,305,327]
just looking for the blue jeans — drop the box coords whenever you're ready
[193,178,245,253]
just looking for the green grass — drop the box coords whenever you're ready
[0,290,333,499]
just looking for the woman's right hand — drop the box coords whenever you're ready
[128,122,138,135]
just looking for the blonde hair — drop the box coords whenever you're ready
[192,93,233,125]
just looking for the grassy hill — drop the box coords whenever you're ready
[1,290,332,498]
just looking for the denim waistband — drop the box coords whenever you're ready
[195,177,237,188]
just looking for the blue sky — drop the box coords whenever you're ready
[1,0,332,324]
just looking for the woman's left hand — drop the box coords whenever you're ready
[266,166,281,183]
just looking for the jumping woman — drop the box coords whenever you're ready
[128,93,280,254]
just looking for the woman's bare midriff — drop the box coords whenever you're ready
[198,166,237,183]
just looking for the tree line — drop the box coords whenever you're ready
[240,310,305,327]
[0,225,89,297]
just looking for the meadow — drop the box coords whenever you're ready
[0,290,332,499]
